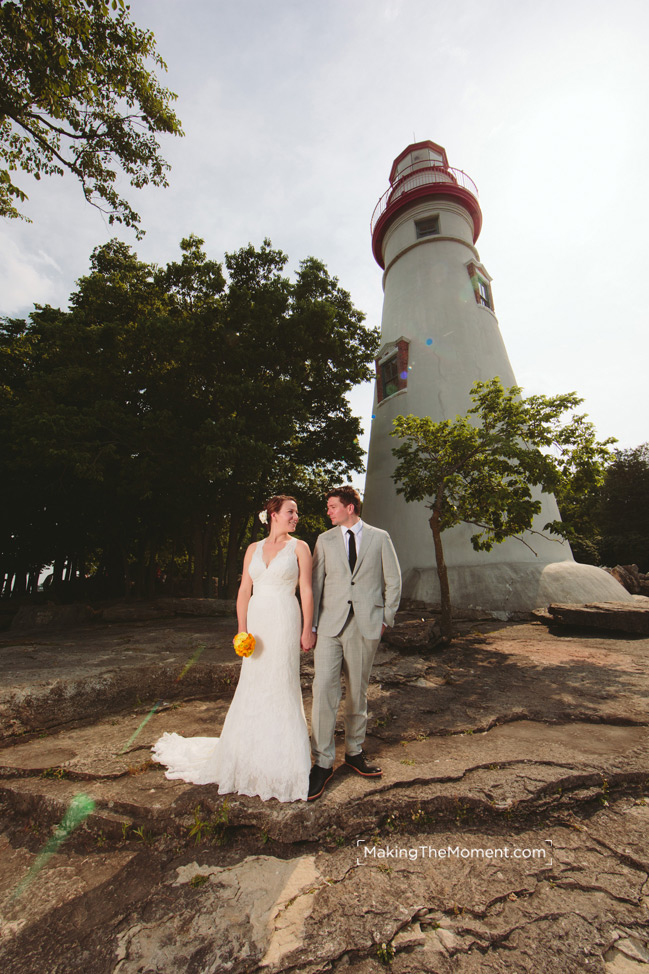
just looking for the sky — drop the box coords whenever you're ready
[1,0,647,485]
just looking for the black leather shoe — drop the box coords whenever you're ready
[344,750,382,777]
[308,764,333,801]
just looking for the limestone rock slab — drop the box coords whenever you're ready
[547,601,649,634]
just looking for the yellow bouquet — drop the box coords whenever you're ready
[233,631,255,657]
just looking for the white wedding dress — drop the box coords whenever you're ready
[152,537,310,801]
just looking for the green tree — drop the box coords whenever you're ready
[0,236,378,601]
[162,233,226,313]
[209,242,377,595]
[390,378,613,639]
[0,240,174,599]
[0,315,47,597]
[598,443,649,572]
[0,0,182,234]
[551,429,616,566]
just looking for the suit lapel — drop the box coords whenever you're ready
[333,527,349,571]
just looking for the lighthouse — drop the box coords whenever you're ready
[362,140,628,615]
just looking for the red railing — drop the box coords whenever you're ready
[371,164,479,235]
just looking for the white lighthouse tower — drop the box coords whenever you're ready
[363,140,628,615]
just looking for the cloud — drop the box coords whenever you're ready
[0,235,67,317]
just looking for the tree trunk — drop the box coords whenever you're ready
[145,548,158,599]
[429,509,453,640]
[203,523,214,598]
[101,542,127,598]
[215,532,225,597]
[133,540,146,599]
[53,558,65,600]
[169,541,176,596]
[12,570,27,599]
[28,568,40,595]
[124,555,134,599]
[192,522,205,597]
[225,514,243,599]
[78,552,87,595]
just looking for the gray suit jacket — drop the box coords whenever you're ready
[312,522,402,640]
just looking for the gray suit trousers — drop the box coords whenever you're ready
[311,610,380,768]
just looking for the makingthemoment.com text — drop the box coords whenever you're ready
[360,843,549,862]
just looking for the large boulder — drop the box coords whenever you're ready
[604,564,642,594]
[543,599,649,634]
[603,564,649,597]
[382,617,444,652]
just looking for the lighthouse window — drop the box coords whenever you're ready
[477,278,493,309]
[467,263,494,311]
[376,338,410,403]
[415,215,440,239]
[380,355,399,398]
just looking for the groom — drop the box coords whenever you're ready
[307,485,401,801]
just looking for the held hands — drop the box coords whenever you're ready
[301,626,385,651]
[301,629,316,652]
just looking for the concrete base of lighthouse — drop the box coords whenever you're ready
[363,483,632,619]
[403,561,633,620]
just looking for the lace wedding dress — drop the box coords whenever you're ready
[152,537,310,802]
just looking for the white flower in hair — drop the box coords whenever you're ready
[258,509,268,524]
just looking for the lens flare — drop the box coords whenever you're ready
[118,644,206,754]
[175,643,206,683]
[119,700,164,755]
[8,793,96,904]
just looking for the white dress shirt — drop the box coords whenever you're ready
[341,519,363,559]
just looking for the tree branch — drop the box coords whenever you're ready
[464,519,568,556]
[21,110,93,141]
[9,114,82,176]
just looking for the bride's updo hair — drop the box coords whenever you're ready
[262,494,297,530]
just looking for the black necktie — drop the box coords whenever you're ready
[347,529,357,572]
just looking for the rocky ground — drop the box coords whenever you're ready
[0,607,648,973]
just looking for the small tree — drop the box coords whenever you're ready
[390,378,614,639]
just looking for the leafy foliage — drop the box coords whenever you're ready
[598,443,649,571]
[0,0,182,234]
[391,378,614,637]
[0,236,378,600]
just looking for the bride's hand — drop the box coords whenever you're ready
[301,629,316,652]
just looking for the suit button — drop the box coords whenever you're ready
[351,581,355,586]
[348,600,352,604]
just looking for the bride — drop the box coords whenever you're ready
[152,495,315,802]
